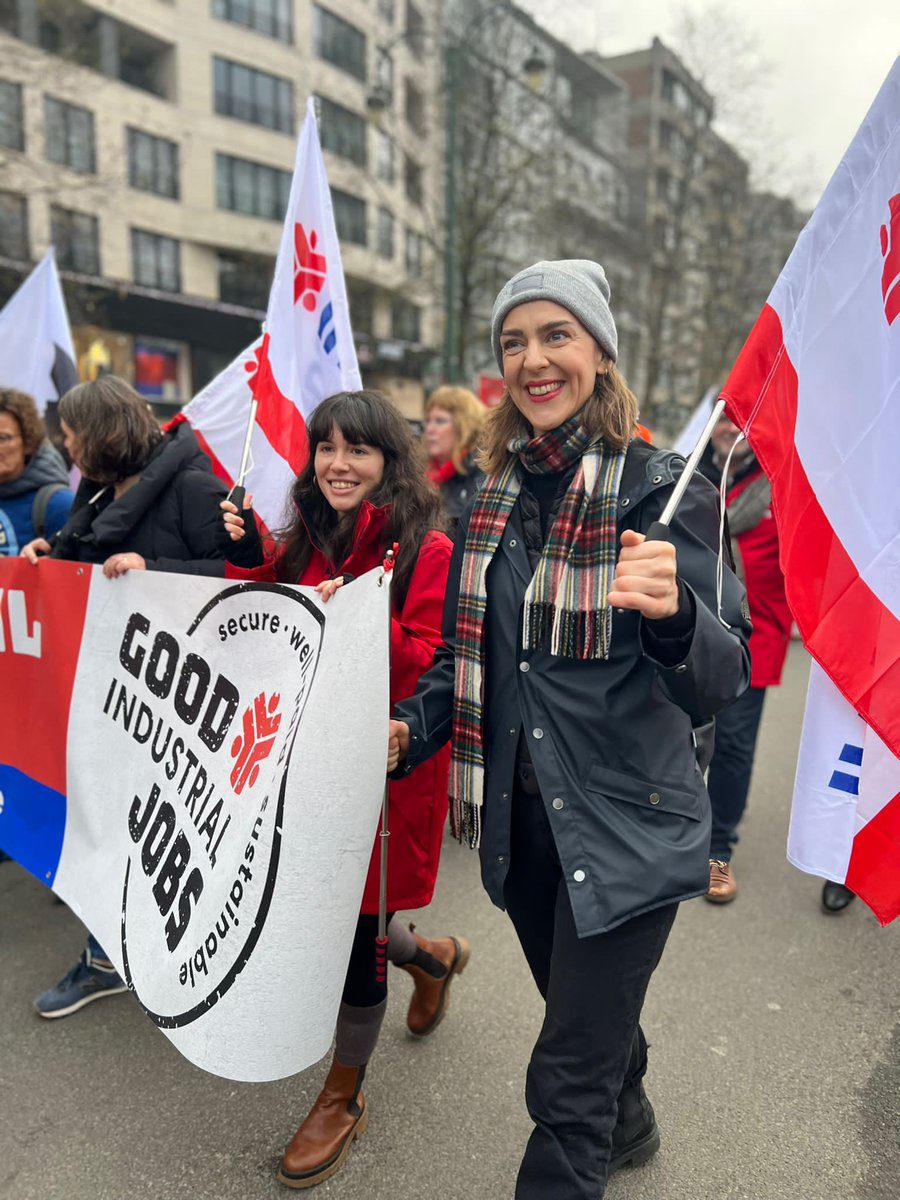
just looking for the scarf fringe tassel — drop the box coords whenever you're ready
[523,602,612,661]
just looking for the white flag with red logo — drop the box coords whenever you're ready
[720,59,900,924]
[185,98,361,533]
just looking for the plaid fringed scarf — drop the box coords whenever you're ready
[450,418,627,847]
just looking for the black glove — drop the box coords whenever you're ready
[221,501,265,568]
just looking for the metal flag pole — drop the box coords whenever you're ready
[226,396,258,512]
[375,543,398,984]
[644,397,727,540]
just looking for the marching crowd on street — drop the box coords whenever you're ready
[0,256,857,1198]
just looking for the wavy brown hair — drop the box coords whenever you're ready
[277,390,445,608]
[478,365,639,476]
[425,385,486,471]
[0,388,45,458]
[59,376,163,485]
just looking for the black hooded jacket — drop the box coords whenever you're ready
[51,421,227,575]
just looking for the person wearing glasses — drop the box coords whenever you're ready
[0,388,72,558]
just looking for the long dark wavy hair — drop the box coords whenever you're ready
[277,390,445,607]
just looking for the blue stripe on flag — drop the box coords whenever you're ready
[0,763,67,886]
[839,743,863,766]
[829,770,860,796]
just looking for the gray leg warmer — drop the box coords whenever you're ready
[386,915,417,965]
[335,999,387,1067]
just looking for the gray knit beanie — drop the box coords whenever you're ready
[490,259,618,368]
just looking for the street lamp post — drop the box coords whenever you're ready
[368,23,547,384]
[442,42,461,383]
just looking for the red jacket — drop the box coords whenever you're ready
[729,467,792,687]
[229,501,452,912]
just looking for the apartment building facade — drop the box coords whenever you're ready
[0,0,443,411]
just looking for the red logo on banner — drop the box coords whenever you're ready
[879,194,900,326]
[230,691,282,794]
[294,224,327,312]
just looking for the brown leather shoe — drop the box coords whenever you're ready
[400,930,470,1037]
[278,1057,367,1189]
[705,858,737,904]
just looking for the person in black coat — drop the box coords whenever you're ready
[388,260,751,1199]
[21,375,227,1018]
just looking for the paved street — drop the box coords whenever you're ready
[2,642,898,1200]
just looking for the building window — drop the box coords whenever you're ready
[44,97,96,173]
[404,155,423,207]
[347,279,375,335]
[332,189,367,246]
[0,81,24,152]
[392,297,420,342]
[212,0,293,42]
[375,128,394,183]
[404,79,426,137]
[378,0,395,22]
[51,206,100,274]
[127,128,179,199]
[406,1,426,59]
[0,192,27,259]
[132,228,181,292]
[313,7,366,82]
[377,207,394,259]
[405,228,423,274]
[376,47,394,104]
[213,57,294,134]
[317,96,367,167]
[216,153,292,221]
[218,250,274,309]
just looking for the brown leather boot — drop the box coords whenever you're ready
[277,1057,368,1189]
[400,929,470,1037]
[705,858,737,903]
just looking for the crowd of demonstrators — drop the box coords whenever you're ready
[388,259,751,1199]
[21,375,229,1018]
[221,390,470,1191]
[0,388,73,557]
[699,413,793,904]
[422,384,486,524]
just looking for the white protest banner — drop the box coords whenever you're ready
[0,558,389,1080]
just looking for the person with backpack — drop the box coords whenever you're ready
[0,388,73,557]
[21,375,228,1013]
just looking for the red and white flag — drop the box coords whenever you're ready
[720,59,900,924]
[185,98,361,533]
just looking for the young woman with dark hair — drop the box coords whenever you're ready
[222,388,469,1191]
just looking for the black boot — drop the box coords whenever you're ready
[821,880,855,913]
[608,1080,660,1174]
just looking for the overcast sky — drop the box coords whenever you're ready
[516,0,899,206]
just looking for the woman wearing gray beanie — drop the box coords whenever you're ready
[389,259,751,1198]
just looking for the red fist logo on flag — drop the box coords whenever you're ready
[230,691,282,795]
[294,224,327,312]
[879,194,900,326]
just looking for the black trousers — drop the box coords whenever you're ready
[707,684,767,860]
[503,786,677,1200]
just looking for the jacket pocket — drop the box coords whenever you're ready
[583,760,703,822]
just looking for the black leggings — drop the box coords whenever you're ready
[342,912,395,1008]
